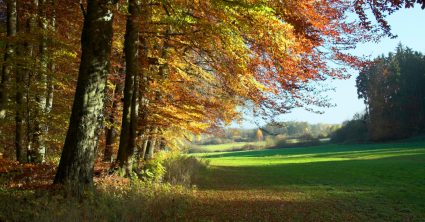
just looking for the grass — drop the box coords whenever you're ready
[1,140,424,221]
[189,140,425,221]
[190,141,267,153]
[0,183,192,222]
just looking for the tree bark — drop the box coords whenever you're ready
[0,0,17,120]
[46,0,55,115]
[54,0,117,195]
[15,65,25,163]
[44,0,56,160]
[117,0,141,172]
[144,126,157,160]
[15,1,28,163]
[23,7,38,162]
[32,0,48,163]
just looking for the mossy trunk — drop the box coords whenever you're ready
[54,0,117,195]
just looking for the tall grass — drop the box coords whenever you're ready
[163,154,209,187]
[0,182,192,222]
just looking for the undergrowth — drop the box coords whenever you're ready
[0,178,194,222]
[0,153,209,222]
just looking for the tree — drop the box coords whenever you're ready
[256,129,263,142]
[0,0,396,193]
[54,0,118,195]
[354,0,425,37]
[356,44,425,140]
[0,0,17,120]
[117,0,142,173]
[104,68,123,162]
[0,0,18,160]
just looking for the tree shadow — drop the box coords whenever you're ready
[201,141,425,159]
[198,154,425,190]
[190,154,425,221]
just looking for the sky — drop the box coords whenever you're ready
[235,7,425,128]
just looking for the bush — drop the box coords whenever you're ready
[200,138,233,145]
[331,119,368,143]
[269,137,321,149]
[187,145,206,154]
[162,154,209,187]
[228,144,264,152]
[137,152,208,187]
[138,155,166,183]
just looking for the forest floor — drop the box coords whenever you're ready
[1,140,425,221]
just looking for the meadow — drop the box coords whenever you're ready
[189,140,425,221]
[189,141,268,153]
[2,140,425,221]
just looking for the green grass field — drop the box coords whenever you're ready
[189,141,425,221]
[190,141,267,153]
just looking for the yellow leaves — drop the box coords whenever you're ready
[132,0,363,151]
[53,49,77,59]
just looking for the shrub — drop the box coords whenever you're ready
[200,138,233,145]
[138,155,166,183]
[162,154,209,187]
[187,145,206,154]
[331,119,368,143]
[269,137,321,149]
[228,144,264,152]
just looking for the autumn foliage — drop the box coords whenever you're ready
[0,0,418,194]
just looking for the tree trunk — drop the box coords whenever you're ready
[104,117,116,162]
[32,0,48,163]
[117,0,141,173]
[54,0,117,195]
[1,0,18,158]
[104,79,122,162]
[46,0,55,115]
[144,126,157,160]
[44,0,56,160]
[23,8,38,162]
[0,0,17,120]
[14,0,27,163]
[15,66,25,163]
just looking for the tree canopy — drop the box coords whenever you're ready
[0,0,421,194]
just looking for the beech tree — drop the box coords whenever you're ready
[116,0,142,173]
[1,0,418,195]
[354,0,425,37]
[0,0,16,120]
[54,0,118,194]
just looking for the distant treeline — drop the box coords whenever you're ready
[195,121,340,145]
[333,44,425,142]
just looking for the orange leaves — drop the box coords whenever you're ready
[134,0,378,136]
[0,159,56,190]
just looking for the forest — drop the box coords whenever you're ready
[1,0,425,221]
[332,44,425,143]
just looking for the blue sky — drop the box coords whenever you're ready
[236,7,425,128]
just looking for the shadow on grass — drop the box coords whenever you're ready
[198,154,425,190]
[200,141,425,159]
[187,193,362,222]
[186,189,423,222]
[191,152,425,221]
